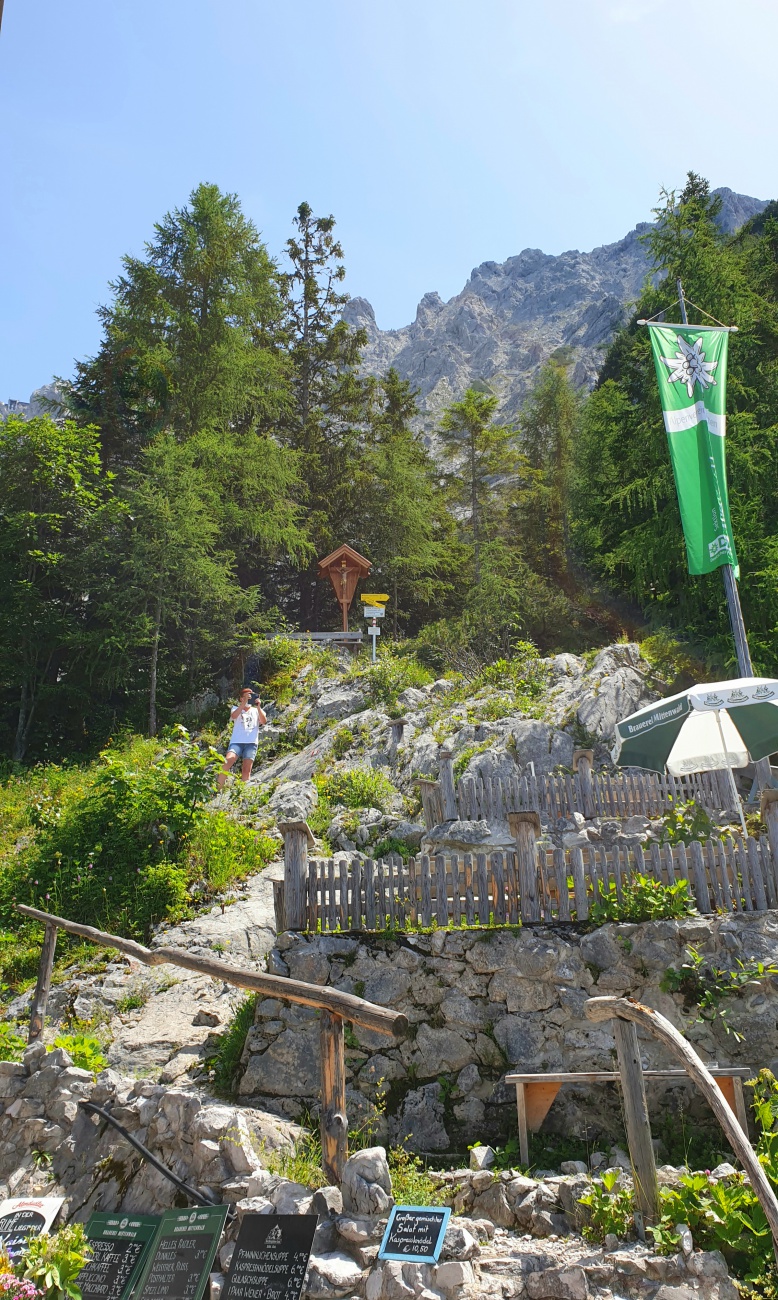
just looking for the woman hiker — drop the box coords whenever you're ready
[217,687,267,788]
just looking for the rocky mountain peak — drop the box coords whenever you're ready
[346,188,769,434]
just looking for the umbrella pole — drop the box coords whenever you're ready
[714,709,748,837]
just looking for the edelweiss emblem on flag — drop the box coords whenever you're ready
[661,335,718,398]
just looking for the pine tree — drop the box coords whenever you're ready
[438,387,516,585]
[518,361,579,583]
[280,202,370,626]
[65,183,290,464]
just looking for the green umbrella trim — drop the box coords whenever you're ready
[614,694,690,772]
[724,700,778,762]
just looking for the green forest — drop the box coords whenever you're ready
[2,174,778,765]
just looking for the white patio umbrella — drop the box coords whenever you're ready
[613,676,778,835]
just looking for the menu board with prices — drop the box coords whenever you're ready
[132,1206,229,1300]
[79,1213,160,1300]
[378,1205,451,1263]
[222,1215,318,1300]
[0,1197,64,1261]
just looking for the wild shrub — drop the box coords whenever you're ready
[590,874,695,924]
[21,1224,92,1300]
[316,769,398,813]
[659,798,720,847]
[349,652,432,710]
[0,1023,25,1062]
[208,994,258,1095]
[53,1033,108,1075]
[185,812,276,893]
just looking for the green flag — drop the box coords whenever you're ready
[647,323,738,576]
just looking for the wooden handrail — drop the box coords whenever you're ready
[16,904,407,1038]
[18,901,408,1185]
[585,995,778,1260]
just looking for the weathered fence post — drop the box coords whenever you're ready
[761,788,778,866]
[438,750,458,821]
[279,820,316,931]
[415,779,443,830]
[612,1017,661,1228]
[320,1010,348,1184]
[573,749,596,820]
[28,921,58,1043]
[508,810,542,921]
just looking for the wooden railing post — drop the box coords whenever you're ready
[28,921,57,1043]
[320,1010,348,1184]
[612,1017,661,1227]
[508,810,542,921]
[438,750,458,822]
[415,779,443,830]
[279,820,315,931]
[573,749,595,820]
[761,788,778,866]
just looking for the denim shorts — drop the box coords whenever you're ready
[227,742,257,761]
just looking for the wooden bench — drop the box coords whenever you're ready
[506,1068,752,1166]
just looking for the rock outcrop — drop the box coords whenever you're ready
[344,188,767,436]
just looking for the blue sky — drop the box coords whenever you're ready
[1,0,776,399]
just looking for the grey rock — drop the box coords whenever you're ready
[267,780,318,823]
[311,1186,344,1217]
[469,1145,495,1171]
[526,1265,588,1300]
[506,721,574,774]
[396,1084,449,1152]
[310,686,365,722]
[304,1251,364,1298]
[415,1023,474,1075]
[341,1146,393,1216]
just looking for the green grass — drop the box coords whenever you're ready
[208,994,258,1095]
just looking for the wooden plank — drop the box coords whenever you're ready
[320,1010,348,1184]
[704,839,723,911]
[716,840,735,912]
[649,842,664,884]
[493,852,506,924]
[571,846,588,920]
[554,846,571,922]
[352,857,363,930]
[407,856,418,927]
[614,1017,661,1224]
[451,852,461,928]
[463,853,475,926]
[759,835,778,908]
[365,859,376,929]
[421,855,432,926]
[748,837,767,911]
[688,840,712,914]
[515,1081,529,1167]
[273,879,286,933]
[564,773,576,821]
[377,858,387,929]
[633,841,647,882]
[506,850,519,924]
[737,838,754,912]
[477,853,490,925]
[308,860,318,932]
[435,854,448,926]
[339,859,349,932]
[663,841,676,886]
[386,855,396,930]
[675,842,692,907]
[612,844,624,903]
[28,921,58,1043]
[327,859,336,932]
[282,825,312,930]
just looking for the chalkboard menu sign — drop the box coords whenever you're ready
[0,1197,64,1260]
[378,1205,451,1264]
[79,1214,160,1300]
[132,1206,229,1300]
[222,1215,317,1300]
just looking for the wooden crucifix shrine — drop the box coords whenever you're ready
[318,544,372,632]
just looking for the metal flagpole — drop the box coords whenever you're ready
[713,709,747,837]
[676,279,772,793]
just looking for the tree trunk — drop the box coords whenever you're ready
[393,576,398,639]
[470,432,480,585]
[13,680,31,763]
[148,592,162,737]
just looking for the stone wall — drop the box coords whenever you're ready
[239,912,778,1152]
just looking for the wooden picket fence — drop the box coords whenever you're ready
[303,833,778,931]
[455,768,725,825]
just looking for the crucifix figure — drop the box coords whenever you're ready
[317,544,372,632]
